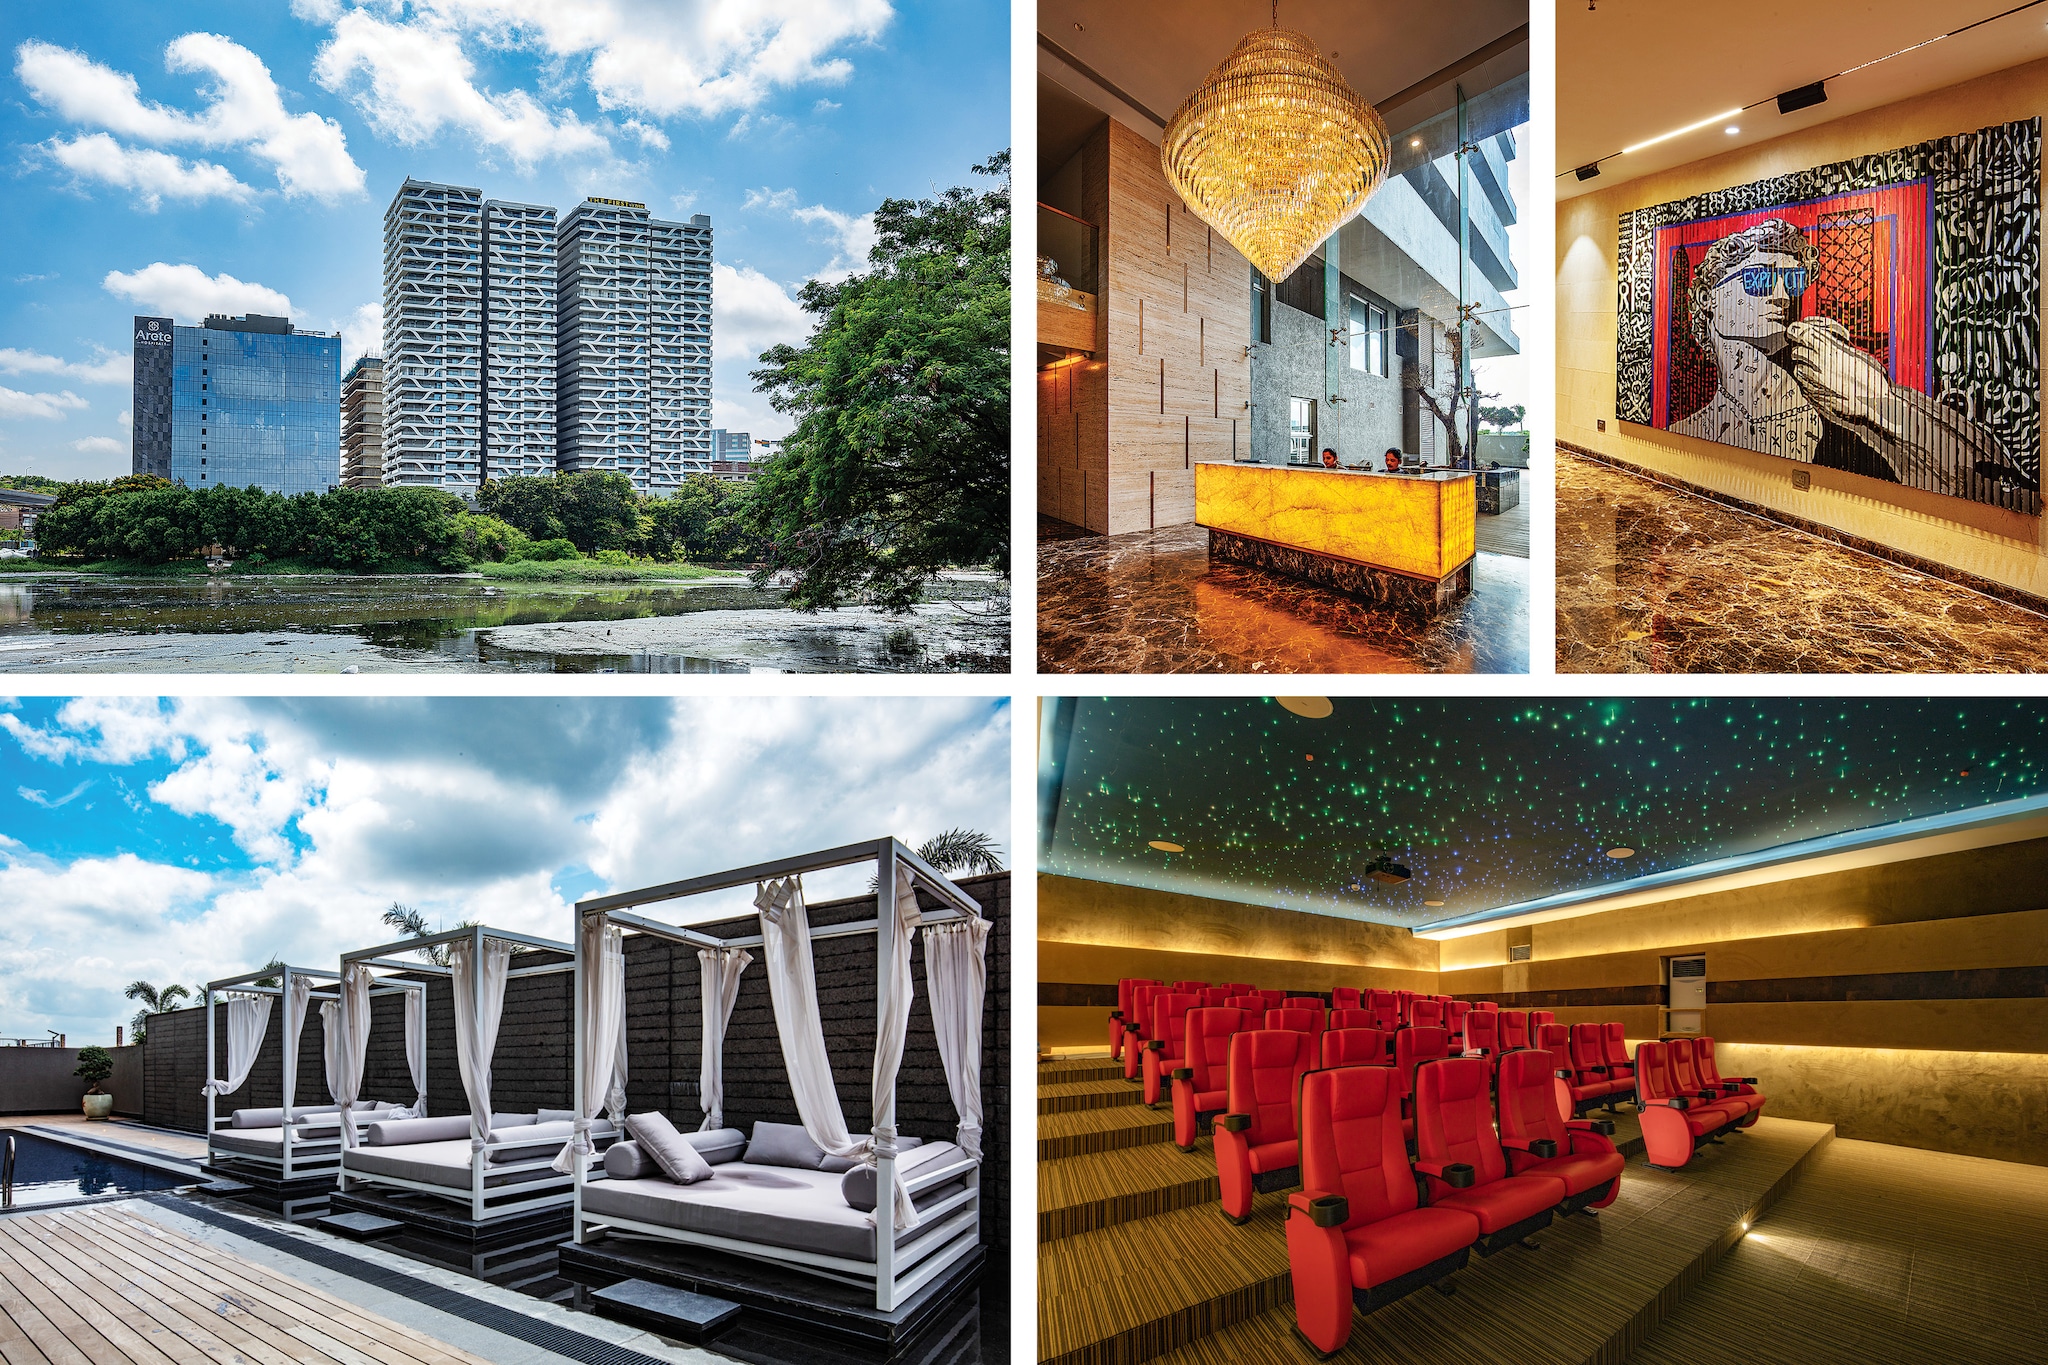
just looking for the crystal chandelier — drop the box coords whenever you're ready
[1160,6,1391,282]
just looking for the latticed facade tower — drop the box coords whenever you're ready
[480,199,559,481]
[382,179,483,492]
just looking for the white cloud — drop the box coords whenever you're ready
[119,410,133,430]
[745,187,878,281]
[712,262,810,438]
[14,273,56,284]
[71,436,123,454]
[340,301,382,360]
[0,387,89,420]
[313,11,609,166]
[18,781,92,809]
[814,99,840,114]
[102,263,292,325]
[0,346,130,386]
[620,118,669,151]
[15,36,364,200]
[41,133,255,209]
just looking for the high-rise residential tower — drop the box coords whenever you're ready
[131,313,340,495]
[556,198,712,494]
[340,355,384,487]
[382,179,482,492]
[480,199,558,480]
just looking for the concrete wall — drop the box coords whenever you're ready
[1557,54,2048,598]
[143,872,1012,1248]
[1249,291,1406,464]
[0,1045,142,1117]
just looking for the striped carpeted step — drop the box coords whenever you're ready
[1041,1054,1125,1083]
[1041,1078,1143,1115]
[1039,1195,1293,1365]
[1041,1139,1223,1242]
[1040,1105,1176,1161]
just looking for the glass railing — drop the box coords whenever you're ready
[1038,204,1099,352]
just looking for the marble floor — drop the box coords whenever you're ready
[1038,519,1528,674]
[1557,452,2048,673]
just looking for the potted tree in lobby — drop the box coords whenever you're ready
[74,1045,114,1120]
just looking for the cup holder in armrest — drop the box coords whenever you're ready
[1444,1163,1476,1188]
[1170,1067,1193,1081]
[1219,1113,1250,1132]
[1529,1139,1558,1158]
[1309,1195,1348,1228]
[1590,1119,1616,1135]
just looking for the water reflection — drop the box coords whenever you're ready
[5,1132,184,1206]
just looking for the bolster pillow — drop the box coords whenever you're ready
[840,1141,961,1213]
[366,1114,474,1147]
[483,1118,615,1163]
[232,1103,345,1129]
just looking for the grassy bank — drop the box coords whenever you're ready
[0,555,729,580]
[477,559,729,584]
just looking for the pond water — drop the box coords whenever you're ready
[0,572,1010,673]
[2,1131,186,1207]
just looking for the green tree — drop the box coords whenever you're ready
[1478,404,1526,431]
[380,902,478,967]
[73,1045,115,1093]
[748,150,1011,610]
[0,474,64,493]
[645,475,763,564]
[480,471,642,554]
[123,979,192,1044]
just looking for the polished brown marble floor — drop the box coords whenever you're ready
[1557,451,2048,673]
[1038,520,1528,674]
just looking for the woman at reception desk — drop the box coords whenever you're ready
[1192,455,1477,613]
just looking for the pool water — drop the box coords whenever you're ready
[2,1132,186,1208]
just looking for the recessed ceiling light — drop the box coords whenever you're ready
[1276,696,1332,719]
[1424,899,1445,907]
[1410,137,1422,148]
[1724,125,1740,135]
[1148,840,1184,853]
[1607,847,1635,859]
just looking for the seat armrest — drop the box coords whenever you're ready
[1414,1161,1475,1188]
[1170,1067,1193,1081]
[1568,1118,1617,1136]
[1219,1113,1250,1133]
[1698,1090,1717,1100]
[1587,1064,1609,1073]
[1108,1009,1123,1020]
[1736,1076,1758,1084]
[1555,1069,1575,1080]
[1660,1096,1691,1109]
[1500,1137,1557,1157]
[1289,1191,1349,1227]
[1146,1040,1164,1052]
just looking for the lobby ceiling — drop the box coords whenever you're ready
[1039,0,1526,141]
[1038,696,2048,929]
[1558,0,2048,201]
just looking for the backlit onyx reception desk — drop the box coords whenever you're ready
[1193,462,1477,612]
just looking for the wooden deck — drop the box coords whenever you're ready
[0,1204,493,1365]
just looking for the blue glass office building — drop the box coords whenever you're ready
[131,314,341,495]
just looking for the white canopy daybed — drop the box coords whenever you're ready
[333,925,608,1223]
[202,964,425,1185]
[565,837,991,1313]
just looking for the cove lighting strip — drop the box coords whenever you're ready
[1620,108,1744,156]
[1413,789,2048,940]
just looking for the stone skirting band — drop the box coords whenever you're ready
[1208,528,1472,614]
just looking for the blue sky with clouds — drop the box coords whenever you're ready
[0,0,1008,482]
[0,695,1011,1042]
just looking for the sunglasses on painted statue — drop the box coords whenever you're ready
[1720,264,1810,297]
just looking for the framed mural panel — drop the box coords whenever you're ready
[1616,118,2041,515]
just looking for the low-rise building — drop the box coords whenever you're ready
[132,313,341,496]
[341,356,385,487]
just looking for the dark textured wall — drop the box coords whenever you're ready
[0,1045,141,1116]
[142,871,1011,1247]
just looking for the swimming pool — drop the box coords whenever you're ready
[2,1131,187,1208]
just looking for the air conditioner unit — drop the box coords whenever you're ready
[1508,944,1532,963]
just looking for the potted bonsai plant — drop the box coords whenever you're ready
[74,1045,115,1120]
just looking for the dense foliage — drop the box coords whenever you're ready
[749,150,1010,610]
[0,473,64,493]
[481,470,763,564]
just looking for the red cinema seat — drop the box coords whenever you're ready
[1122,982,1168,1080]
[1410,998,1444,1030]
[1634,1041,1748,1170]
[1140,992,1199,1106]
[1169,1006,1247,1150]
[1545,1024,1623,1119]
[1331,987,1361,1010]
[1670,1037,1763,1124]
[1568,1023,1631,1112]
[1197,986,1233,1007]
[1283,995,1326,1013]
[1214,1029,1314,1222]
[1109,977,1159,1061]
[1495,1049,1622,1215]
[1444,1000,1470,1047]
[1462,1008,1498,1057]
[1256,989,1287,1009]
[1365,989,1400,1032]
[1172,980,1207,992]
[1528,1009,1556,1033]
[1474,1000,1498,1011]
[1287,1065,1481,1356]
[1395,990,1416,1023]
[1265,1006,1326,1056]
[1223,982,1255,995]
[1393,1025,1451,1138]
[1496,1009,1530,1050]
[1600,1021,1635,1087]
[1321,1027,1390,1069]
[1225,993,1264,1011]
[1327,1008,1375,1032]
[1413,1056,1568,1254]
[1695,1037,1765,1124]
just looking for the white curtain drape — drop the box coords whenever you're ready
[450,936,512,1151]
[697,945,753,1130]
[201,995,273,1099]
[756,876,918,1231]
[870,865,922,1164]
[922,907,991,1160]
[404,984,428,1116]
[553,914,627,1174]
[330,962,372,1147]
[282,974,315,1113]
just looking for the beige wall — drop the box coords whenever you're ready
[1557,55,2048,596]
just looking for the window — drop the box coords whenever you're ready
[1348,297,1367,371]
[1288,397,1315,463]
[1349,297,1388,376]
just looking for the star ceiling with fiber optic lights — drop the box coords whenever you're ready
[1037,697,2048,928]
